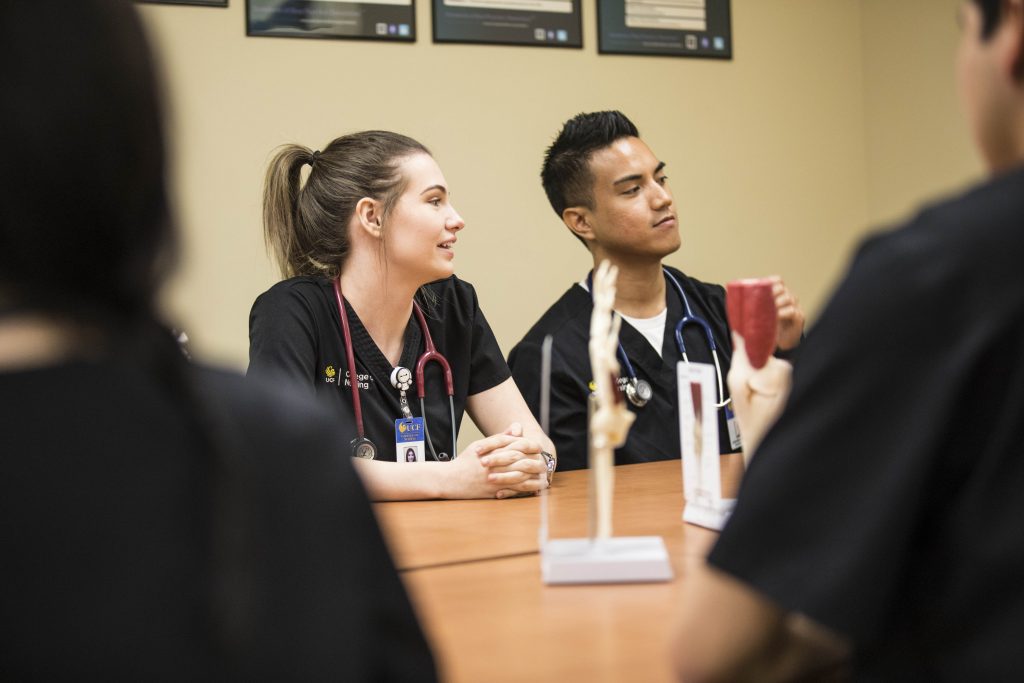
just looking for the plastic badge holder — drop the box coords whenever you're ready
[680,361,736,531]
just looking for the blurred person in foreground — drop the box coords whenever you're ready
[0,1,434,680]
[674,1,1024,680]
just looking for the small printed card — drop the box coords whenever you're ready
[679,362,736,530]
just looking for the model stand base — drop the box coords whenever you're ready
[682,500,735,531]
[541,536,674,585]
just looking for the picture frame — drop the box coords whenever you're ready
[138,0,229,7]
[247,0,416,43]
[433,0,582,49]
[597,0,732,60]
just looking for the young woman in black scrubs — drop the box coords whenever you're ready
[249,132,556,500]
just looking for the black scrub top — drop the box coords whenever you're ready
[710,167,1024,681]
[248,275,511,461]
[1,359,436,680]
[508,265,737,471]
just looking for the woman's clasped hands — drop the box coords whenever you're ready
[444,422,548,499]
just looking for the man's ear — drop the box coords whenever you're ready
[1008,0,1024,80]
[354,197,384,239]
[562,206,596,245]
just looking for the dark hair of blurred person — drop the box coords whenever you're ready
[0,1,435,680]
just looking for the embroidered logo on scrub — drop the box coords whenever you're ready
[587,377,632,394]
[323,364,371,389]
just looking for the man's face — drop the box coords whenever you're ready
[956,1,1015,172]
[582,137,681,261]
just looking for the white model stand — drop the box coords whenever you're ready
[539,261,673,585]
[679,362,736,530]
[541,536,674,584]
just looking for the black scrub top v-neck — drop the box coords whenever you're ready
[248,275,511,462]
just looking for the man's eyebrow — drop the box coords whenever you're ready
[612,162,666,185]
[420,184,447,195]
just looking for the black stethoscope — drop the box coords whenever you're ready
[332,278,458,461]
[586,267,729,410]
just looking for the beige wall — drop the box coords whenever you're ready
[139,0,868,370]
[861,0,982,228]
[139,0,979,379]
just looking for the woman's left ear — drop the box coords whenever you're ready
[355,197,384,239]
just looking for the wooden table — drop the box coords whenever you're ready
[374,457,744,682]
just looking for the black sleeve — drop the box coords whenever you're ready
[708,230,963,646]
[247,284,319,394]
[209,373,437,681]
[509,339,589,471]
[507,340,540,414]
[305,428,437,682]
[465,285,512,396]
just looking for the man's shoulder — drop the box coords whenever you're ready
[858,168,1024,286]
[514,284,592,348]
[932,169,1024,252]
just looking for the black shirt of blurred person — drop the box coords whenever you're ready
[710,167,1024,681]
[0,359,436,681]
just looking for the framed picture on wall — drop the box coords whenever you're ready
[138,0,229,6]
[247,0,416,42]
[433,0,582,48]
[598,0,732,59]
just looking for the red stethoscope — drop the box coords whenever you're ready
[332,278,458,461]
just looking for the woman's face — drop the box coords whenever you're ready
[385,153,465,286]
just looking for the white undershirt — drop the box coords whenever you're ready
[577,281,666,355]
[619,309,667,355]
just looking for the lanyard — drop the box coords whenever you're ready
[333,278,458,460]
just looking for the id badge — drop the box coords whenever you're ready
[724,403,743,451]
[395,417,425,463]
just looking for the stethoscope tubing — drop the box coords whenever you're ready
[665,271,729,409]
[333,278,367,439]
[411,303,455,398]
[587,268,729,409]
[333,278,458,459]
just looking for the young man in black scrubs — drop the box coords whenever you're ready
[508,111,804,470]
[674,1,1024,680]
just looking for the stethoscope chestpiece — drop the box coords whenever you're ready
[351,436,377,460]
[625,378,653,408]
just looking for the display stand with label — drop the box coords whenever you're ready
[679,362,736,530]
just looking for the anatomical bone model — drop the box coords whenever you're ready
[588,260,635,539]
